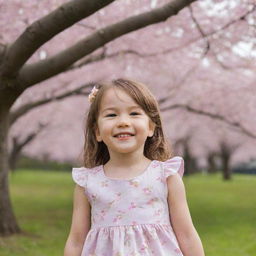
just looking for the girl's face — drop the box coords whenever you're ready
[95,87,155,157]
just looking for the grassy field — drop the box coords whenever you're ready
[0,170,255,256]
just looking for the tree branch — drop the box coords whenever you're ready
[146,4,256,59]
[158,62,201,105]
[67,48,147,71]
[15,0,197,90]
[8,122,49,170]
[73,3,255,72]
[9,82,93,125]
[188,5,210,56]
[0,0,115,79]
[160,103,256,139]
[12,122,48,150]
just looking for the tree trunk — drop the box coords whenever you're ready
[9,147,19,172]
[0,104,21,236]
[183,142,198,175]
[207,153,218,174]
[9,137,21,171]
[222,154,231,180]
[219,142,232,181]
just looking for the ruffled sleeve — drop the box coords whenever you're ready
[163,156,184,178]
[72,167,88,188]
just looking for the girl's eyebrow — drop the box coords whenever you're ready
[102,105,141,113]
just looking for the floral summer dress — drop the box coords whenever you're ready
[72,156,185,256]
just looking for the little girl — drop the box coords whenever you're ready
[64,79,205,256]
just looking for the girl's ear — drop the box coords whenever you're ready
[95,126,102,142]
[148,120,156,137]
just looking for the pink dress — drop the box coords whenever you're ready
[72,156,185,256]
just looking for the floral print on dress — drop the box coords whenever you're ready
[146,197,160,207]
[142,186,153,195]
[128,202,137,210]
[129,180,140,187]
[101,180,109,187]
[153,208,163,217]
[113,210,126,223]
[72,156,185,256]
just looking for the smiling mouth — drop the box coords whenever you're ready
[114,134,134,138]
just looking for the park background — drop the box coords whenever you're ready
[0,0,256,255]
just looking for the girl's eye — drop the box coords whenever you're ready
[130,112,140,115]
[105,113,116,117]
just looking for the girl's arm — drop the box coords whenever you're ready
[167,174,205,256]
[64,184,91,256]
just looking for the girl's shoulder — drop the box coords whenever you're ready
[160,156,184,178]
[72,165,101,187]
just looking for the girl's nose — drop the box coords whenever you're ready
[117,115,130,127]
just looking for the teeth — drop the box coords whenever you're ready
[117,134,132,138]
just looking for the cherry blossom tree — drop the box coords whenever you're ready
[0,0,197,236]
[1,0,256,237]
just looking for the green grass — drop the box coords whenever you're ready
[0,170,256,256]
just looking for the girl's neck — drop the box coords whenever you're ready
[103,154,152,179]
[106,153,150,169]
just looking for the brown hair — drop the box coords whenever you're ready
[83,78,172,167]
